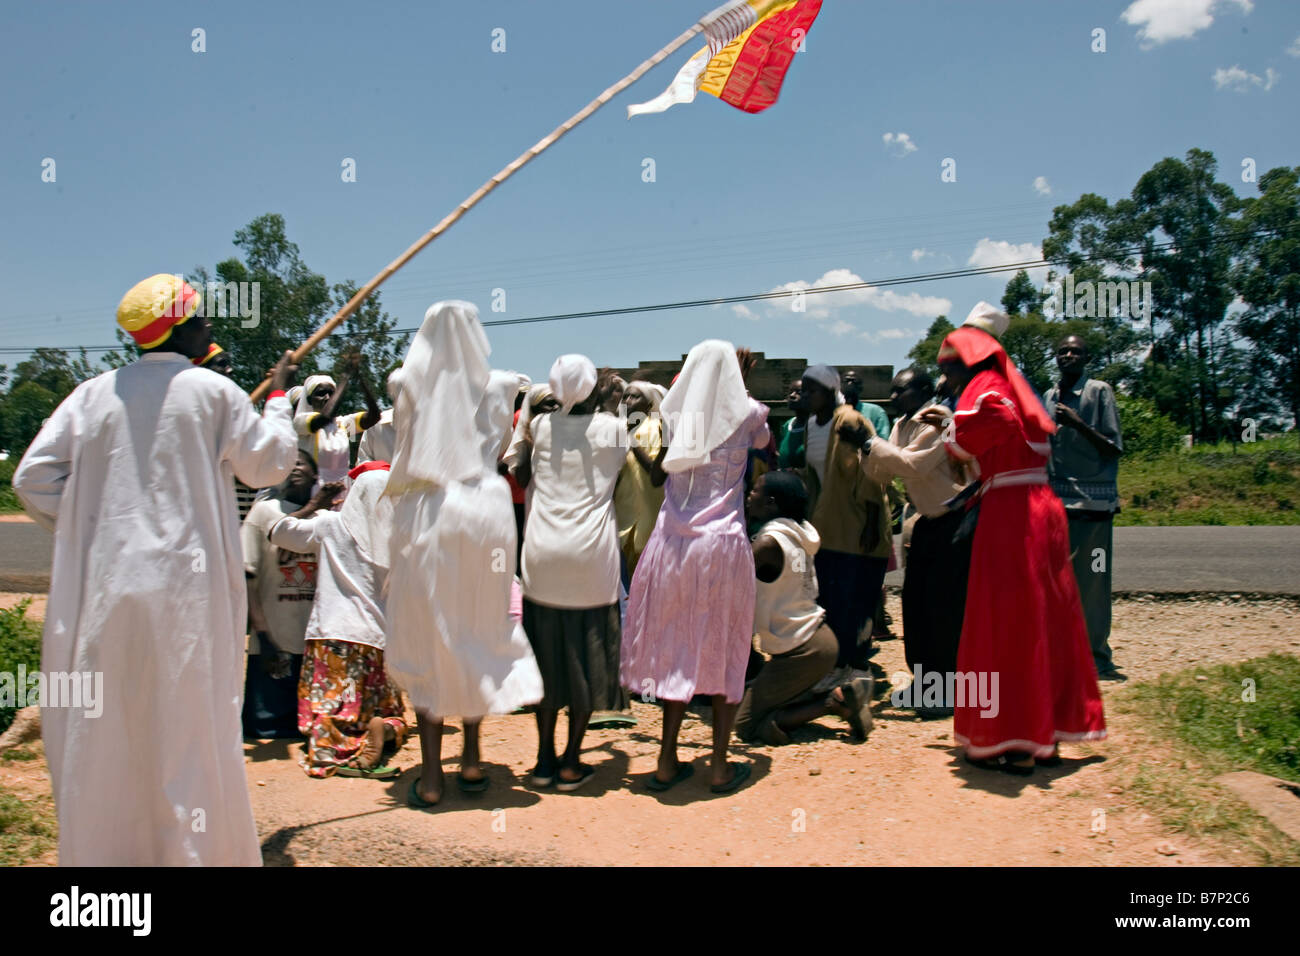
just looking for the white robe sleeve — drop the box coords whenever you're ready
[269,511,339,553]
[226,393,298,490]
[11,394,77,532]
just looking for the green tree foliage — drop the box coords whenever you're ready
[0,348,98,454]
[2,214,411,457]
[1232,166,1300,429]
[905,315,953,379]
[1115,393,1183,458]
[320,281,410,414]
[1000,269,1039,316]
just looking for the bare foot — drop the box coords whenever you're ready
[357,716,386,770]
[559,762,592,784]
[460,763,485,784]
[416,768,445,805]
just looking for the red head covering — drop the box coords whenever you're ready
[938,326,1055,434]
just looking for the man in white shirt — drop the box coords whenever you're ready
[241,450,319,739]
[14,273,298,865]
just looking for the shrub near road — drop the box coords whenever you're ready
[1117,436,1300,526]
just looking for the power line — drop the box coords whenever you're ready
[1,224,1293,355]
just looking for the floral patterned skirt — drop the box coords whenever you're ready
[297,639,407,778]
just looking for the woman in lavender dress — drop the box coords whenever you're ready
[622,341,768,794]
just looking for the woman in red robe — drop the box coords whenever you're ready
[931,326,1106,774]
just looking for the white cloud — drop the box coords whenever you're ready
[882,132,917,156]
[1213,64,1278,91]
[732,303,759,321]
[761,268,951,322]
[825,320,856,337]
[1121,0,1253,48]
[1033,176,1052,196]
[910,248,932,262]
[1288,34,1300,57]
[860,327,918,344]
[968,238,1048,285]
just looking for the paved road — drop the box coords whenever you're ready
[2,518,1298,594]
[879,525,1300,595]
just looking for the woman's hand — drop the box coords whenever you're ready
[917,406,950,431]
[736,346,757,384]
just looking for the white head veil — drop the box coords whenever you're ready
[339,467,393,570]
[549,354,597,413]
[386,300,491,496]
[660,339,750,474]
[476,370,523,469]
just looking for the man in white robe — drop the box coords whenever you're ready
[13,273,299,866]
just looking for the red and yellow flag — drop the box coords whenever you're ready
[628,0,823,117]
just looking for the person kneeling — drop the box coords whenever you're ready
[737,472,874,746]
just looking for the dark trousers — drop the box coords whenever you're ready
[242,652,304,739]
[815,549,888,667]
[902,510,971,690]
[1067,511,1114,672]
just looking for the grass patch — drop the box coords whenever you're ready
[0,788,56,866]
[1116,435,1300,526]
[1128,653,1300,783]
[0,600,43,735]
[1108,654,1300,864]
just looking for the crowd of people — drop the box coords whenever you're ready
[12,273,1122,864]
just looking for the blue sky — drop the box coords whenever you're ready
[2,0,1296,386]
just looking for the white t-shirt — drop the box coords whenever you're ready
[269,508,388,649]
[805,415,832,486]
[356,409,395,464]
[241,498,316,655]
[521,411,626,609]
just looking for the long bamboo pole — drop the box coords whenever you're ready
[249,13,716,401]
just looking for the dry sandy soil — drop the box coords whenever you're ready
[4,594,1298,867]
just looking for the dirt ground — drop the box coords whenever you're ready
[4,594,1299,867]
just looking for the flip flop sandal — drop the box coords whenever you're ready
[529,764,557,788]
[556,765,596,792]
[457,772,490,793]
[646,762,695,792]
[709,761,752,794]
[337,763,399,779]
[407,775,439,809]
[589,711,639,729]
[1036,751,1063,768]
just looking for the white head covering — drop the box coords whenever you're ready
[339,467,393,570]
[516,373,533,394]
[962,301,1011,338]
[386,300,492,496]
[549,354,597,413]
[295,375,336,418]
[504,383,554,469]
[660,339,750,474]
[477,370,522,470]
[626,380,666,412]
[287,385,304,407]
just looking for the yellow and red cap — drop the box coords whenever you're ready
[116,273,202,349]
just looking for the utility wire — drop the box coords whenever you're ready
[1,224,1293,355]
